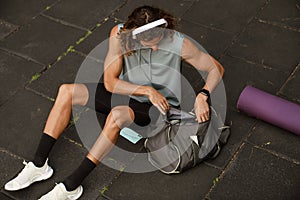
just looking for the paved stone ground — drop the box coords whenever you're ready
[0,0,299,199]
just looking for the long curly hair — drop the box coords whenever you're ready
[119,5,178,56]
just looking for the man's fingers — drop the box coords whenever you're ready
[196,115,201,123]
[201,116,207,122]
[162,100,170,111]
[197,115,207,123]
[158,98,169,112]
[203,111,209,120]
[195,108,210,123]
[155,104,166,115]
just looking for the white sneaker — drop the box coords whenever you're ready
[39,183,83,200]
[4,159,53,191]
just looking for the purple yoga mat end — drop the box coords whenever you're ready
[237,85,253,111]
[237,86,300,135]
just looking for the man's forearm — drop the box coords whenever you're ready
[201,57,224,93]
[104,78,152,98]
[202,67,223,93]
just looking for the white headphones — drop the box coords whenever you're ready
[132,18,168,39]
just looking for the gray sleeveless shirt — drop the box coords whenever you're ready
[119,24,184,106]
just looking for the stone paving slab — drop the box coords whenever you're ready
[220,55,289,109]
[208,143,300,200]
[0,50,44,106]
[43,0,125,30]
[0,193,13,200]
[114,0,194,21]
[28,51,103,99]
[119,147,158,175]
[0,89,52,159]
[0,0,58,26]
[96,195,107,200]
[103,163,220,200]
[182,0,266,34]
[257,0,300,29]
[0,20,18,40]
[279,65,300,103]
[247,122,300,161]
[75,18,119,55]
[227,20,300,72]
[0,15,86,65]
[180,19,234,58]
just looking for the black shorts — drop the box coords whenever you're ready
[83,83,156,127]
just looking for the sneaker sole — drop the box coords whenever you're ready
[68,185,83,200]
[5,166,54,191]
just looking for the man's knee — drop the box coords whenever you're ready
[58,84,73,98]
[57,84,89,106]
[107,106,134,129]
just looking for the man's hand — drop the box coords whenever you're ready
[194,93,210,123]
[146,87,170,115]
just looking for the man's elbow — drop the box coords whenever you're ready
[103,76,115,93]
[212,62,224,78]
[211,56,224,78]
[219,65,225,78]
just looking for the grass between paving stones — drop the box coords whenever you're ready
[28,64,51,83]
[68,107,90,127]
[213,177,219,186]
[69,112,80,126]
[106,157,126,172]
[47,97,55,102]
[56,45,75,62]
[74,17,109,46]
[30,17,110,85]
[100,185,109,195]
[63,136,83,148]
[107,157,118,163]
[95,17,110,28]
[30,73,41,83]
[119,166,125,172]
[76,30,93,45]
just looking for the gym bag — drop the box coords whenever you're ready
[144,107,228,174]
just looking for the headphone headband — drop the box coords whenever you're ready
[132,18,168,39]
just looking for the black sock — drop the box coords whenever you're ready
[33,133,56,167]
[63,157,96,191]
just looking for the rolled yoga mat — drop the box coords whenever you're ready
[237,86,300,135]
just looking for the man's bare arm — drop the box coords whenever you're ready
[181,37,225,122]
[103,26,169,114]
[103,25,152,97]
[181,38,224,94]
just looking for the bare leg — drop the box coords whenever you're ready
[43,84,89,139]
[62,106,135,191]
[87,106,135,164]
[4,83,91,192]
